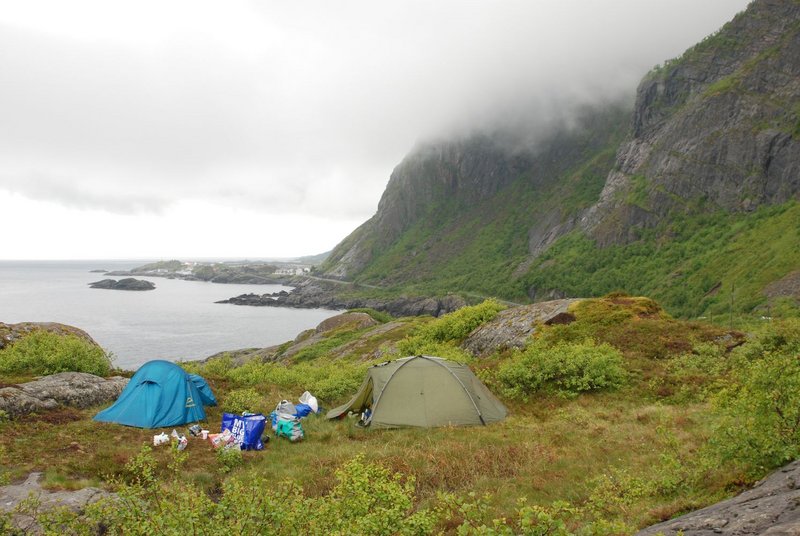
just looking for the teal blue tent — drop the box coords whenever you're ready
[94,360,217,428]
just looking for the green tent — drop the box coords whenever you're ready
[326,355,507,429]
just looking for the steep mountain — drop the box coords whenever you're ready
[582,0,800,245]
[321,105,632,298]
[321,0,800,318]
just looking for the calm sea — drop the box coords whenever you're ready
[0,260,339,369]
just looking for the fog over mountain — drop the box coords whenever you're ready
[0,0,749,259]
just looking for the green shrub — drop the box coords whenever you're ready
[222,388,264,414]
[421,299,504,342]
[221,359,368,404]
[710,334,800,475]
[216,447,244,474]
[57,450,437,535]
[399,299,504,356]
[189,354,234,378]
[497,339,627,399]
[0,331,111,377]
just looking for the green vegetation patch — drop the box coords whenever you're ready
[525,201,800,319]
[0,330,111,377]
[496,338,627,399]
[5,296,800,534]
[397,300,505,362]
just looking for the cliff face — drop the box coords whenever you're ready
[583,0,800,244]
[321,0,800,316]
[320,105,630,287]
[321,135,536,280]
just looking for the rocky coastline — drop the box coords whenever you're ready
[216,278,466,318]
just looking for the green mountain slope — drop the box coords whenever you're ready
[321,106,630,299]
[322,0,800,318]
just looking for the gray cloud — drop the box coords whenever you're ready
[0,0,750,225]
[0,172,169,214]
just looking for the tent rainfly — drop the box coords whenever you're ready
[94,360,217,428]
[326,355,507,429]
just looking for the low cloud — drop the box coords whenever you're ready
[0,0,750,255]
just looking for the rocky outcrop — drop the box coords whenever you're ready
[89,278,155,291]
[0,472,113,535]
[314,312,378,334]
[636,459,800,535]
[0,322,98,350]
[764,270,800,302]
[583,0,800,245]
[0,373,128,418]
[462,299,580,357]
[321,136,534,280]
[218,279,466,318]
[200,313,409,365]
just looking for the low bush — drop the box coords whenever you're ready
[710,321,800,475]
[222,388,264,414]
[216,446,244,474]
[399,299,504,357]
[0,330,111,377]
[46,449,437,535]
[496,339,627,399]
[197,359,368,405]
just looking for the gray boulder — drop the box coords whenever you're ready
[636,459,800,535]
[0,472,113,535]
[462,299,580,357]
[0,372,128,419]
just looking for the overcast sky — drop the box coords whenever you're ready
[0,0,750,260]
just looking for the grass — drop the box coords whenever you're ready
[0,297,796,533]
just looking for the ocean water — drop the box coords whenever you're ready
[0,260,339,369]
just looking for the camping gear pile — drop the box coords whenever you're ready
[269,391,320,442]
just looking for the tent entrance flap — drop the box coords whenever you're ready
[327,377,374,419]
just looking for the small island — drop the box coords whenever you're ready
[89,278,155,291]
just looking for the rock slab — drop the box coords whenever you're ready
[0,472,112,535]
[636,459,800,535]
[0,372,128,418]
[462,299,580,357]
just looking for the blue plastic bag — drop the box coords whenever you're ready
[221,412,266,450]
[294,403,312,418]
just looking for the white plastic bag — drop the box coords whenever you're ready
[298,391,319,413]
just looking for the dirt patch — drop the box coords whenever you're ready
[29,407,84,424]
